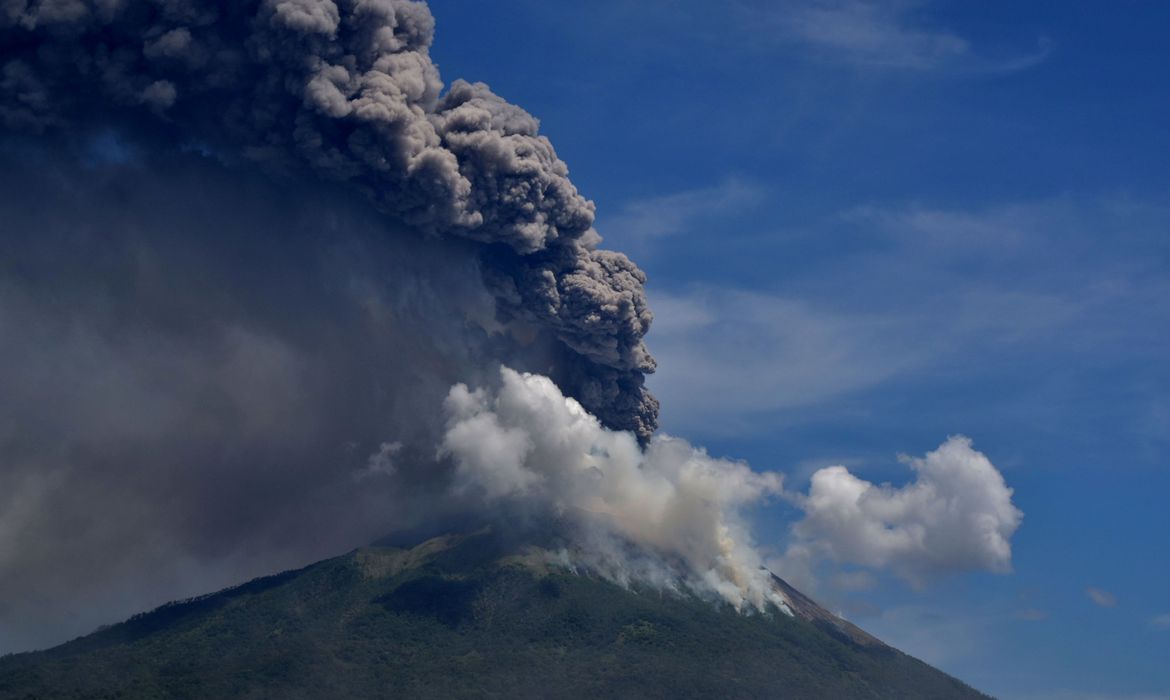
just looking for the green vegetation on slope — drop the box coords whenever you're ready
[0,531,991,699]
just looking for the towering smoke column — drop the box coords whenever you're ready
[0,0,657,438]
[0,0,669,653]
[0,0,1023,657]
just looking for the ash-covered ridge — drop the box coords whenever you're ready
[0,0,657,438]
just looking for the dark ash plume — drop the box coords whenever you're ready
[0,3,1027,659]
[0,0,657,439]
[0,0,657,654]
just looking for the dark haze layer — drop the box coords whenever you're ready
[0,0,657,653]
[0,0,657,437]
[0,146,504,652]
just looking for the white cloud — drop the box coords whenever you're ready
[842,202,1032,254]
[829,569,877,592]
[1150,614,1170,630]
[440,367,790,612]
[783,435,1023,586]
[782,0,969,69]
[840,196,1170,286]
[601,178,765,241]
[352,441,402,481]
[432,366,1035,696]
[859,602,989,668]
[743,0,1050,73]
[648,287,924,432]
[442,372,1023,607]
[642,196,1170,437]
[1086,586,1118,608]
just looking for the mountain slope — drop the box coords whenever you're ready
[0,530,990,699]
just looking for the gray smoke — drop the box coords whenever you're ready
[0,0,656,437]
[0,144,516,652]
[0,0,656,653]
[0,2,1026,656]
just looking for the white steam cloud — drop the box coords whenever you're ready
[0,0,1026,652]
[440,367,790,613]
[443,370,1023,606]
[783,436,1023,589]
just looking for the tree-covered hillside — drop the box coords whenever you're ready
[0,531,991,699]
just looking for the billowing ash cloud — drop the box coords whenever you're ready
[0,0,656,653]
[0,0,656,438]
[440,367,790,613]
[0,147,515,652]
[0,0,1022,656]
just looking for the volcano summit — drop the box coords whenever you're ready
[0,529,991,699]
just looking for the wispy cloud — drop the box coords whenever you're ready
[1086,586,1118,608]
[738,0,1050,74]
[645,194,1170,436]
[859,602,990,668]
[648,287,924,432]
[1150,613,1170,630]
[829,569,878,592]
[602,178,765,242]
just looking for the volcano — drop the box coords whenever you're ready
[0,529,989,699]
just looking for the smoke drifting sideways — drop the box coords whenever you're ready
[442,370,1024,613]
[0,145,523,653]
[441,367,792,614]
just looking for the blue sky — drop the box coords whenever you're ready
[426,2,1170,698]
